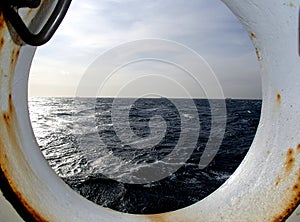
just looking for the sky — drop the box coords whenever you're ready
[28,0,261,99]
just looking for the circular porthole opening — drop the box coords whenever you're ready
[28,0,261,214]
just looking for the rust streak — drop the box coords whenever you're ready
[273,168,300,221]
[15,49,20,59]
[249,32,257,40]
[255,48,262,61]
[3,112,10,125]
[0,12,5,54]
[0,38,4,50]
[0,5,49,222]
[25,9,34,19]
[276,93,281,103]
[2,95,14,126]
[0,12,5,30]
[8,46,21,90]
[275,176,281,187]
[0,16,45,221]
[14,189,48,222]
[0,164,48,222]
[11,49,16,66]
[0,105,48,221]
[8,93,13,113]
[285,148,295,174]
[297,144,300,153]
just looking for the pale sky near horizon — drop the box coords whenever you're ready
[28,0,261,99]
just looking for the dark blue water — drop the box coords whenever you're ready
[29,97,261,214]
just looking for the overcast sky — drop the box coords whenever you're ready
[28,0,261,99]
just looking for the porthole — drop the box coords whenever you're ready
[28,0,261,214]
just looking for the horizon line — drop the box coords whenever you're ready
[28,95,262,100]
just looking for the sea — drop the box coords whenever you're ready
[28,97,261,214]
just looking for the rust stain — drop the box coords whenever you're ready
[272,206,296,222]
[0,99,48,222]
[16,49,20,58]
[292,184,299,192]
[249,32,257,40]
[255,48,262,61]
[10,56,15,68]
[8,46,21,88]
[0,12,5,30]
[25,9,34,20]
[0,38,4,50]
[14,189,48,222]
[0,12,5,54]
[289,2,295,7]
[275,176,281,187]
[275,145,300,185]
[0,164,48,222]
[2,94,14,126]
[10,48,19,68]
[1,95,13,126]
[285,148,295,174]
[3,112,10,125]
[147,213,172,222]
[276,93,281,103]
[272,169,300,221]
[0,8,47,219]
[8,93,13,112]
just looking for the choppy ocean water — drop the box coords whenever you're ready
[28,97,261,214]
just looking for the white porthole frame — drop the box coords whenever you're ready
[0,0,300,221]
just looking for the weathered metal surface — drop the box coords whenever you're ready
[0,3,48,221]
[0,0,299,221]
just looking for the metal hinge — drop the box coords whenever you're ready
[0,0,72,46]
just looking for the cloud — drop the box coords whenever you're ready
[29,0,260,99]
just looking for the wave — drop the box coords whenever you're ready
[29,98,262,214]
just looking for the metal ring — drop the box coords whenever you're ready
[0,0,71,46]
